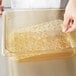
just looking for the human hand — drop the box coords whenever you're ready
[0,5,3,15]
[63,0,76,33]
[0,0,3,15]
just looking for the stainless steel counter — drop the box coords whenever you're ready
[0,15,8,76]
[0,8,76,76]
[0,8,10,76]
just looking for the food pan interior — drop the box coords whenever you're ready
[3,9,64,54]
[3,9,76,61]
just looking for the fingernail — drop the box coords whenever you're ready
[62,28,66,32]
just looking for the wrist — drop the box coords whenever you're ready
[68,0,76,7]
[69,0,76,3]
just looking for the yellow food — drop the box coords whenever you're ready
[6,20,73,62]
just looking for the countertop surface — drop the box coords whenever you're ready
[0,16,8,76]
[0,8,76,76]
[0,0,69,75]
[0,8,10,76]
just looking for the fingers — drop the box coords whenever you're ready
[63,17,76,33]
[66,22,76,33]
[62,13,76,33]
[62,14,70,32]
